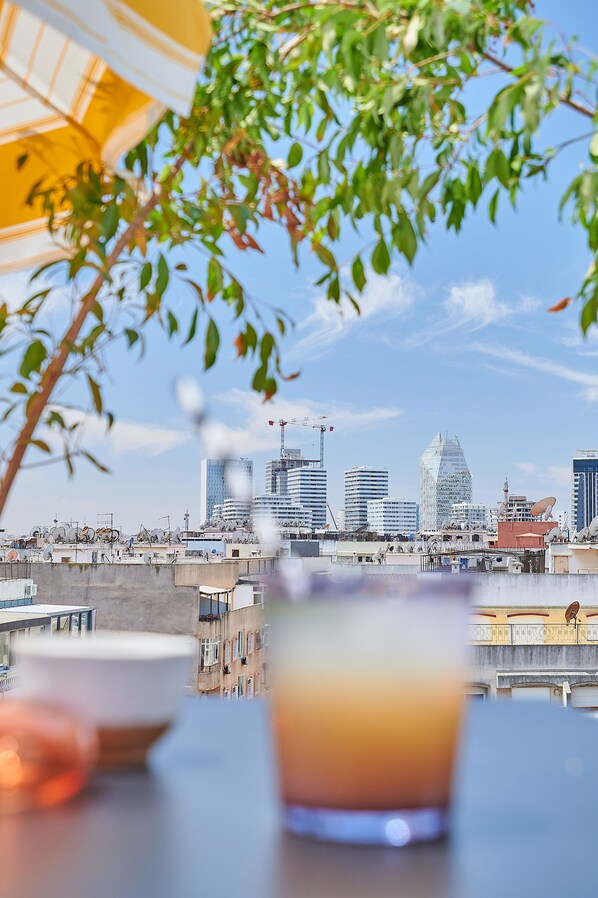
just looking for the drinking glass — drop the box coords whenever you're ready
[268,575,470,846]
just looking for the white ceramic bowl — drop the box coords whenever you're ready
[17,631,196,729]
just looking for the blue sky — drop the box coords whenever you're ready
[1,1,596,533]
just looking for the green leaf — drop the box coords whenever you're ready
[16,153,28,170]
[10,382,28,394]
[86,374,103,414]
[125,328,139,347]
[19,341,47,379]
[207,257,223,301]
[204,319,220,369]
[30,439,51,453]
[371,239,390,275]
[590,132,598,163]
[156,254,169,296]
[81,450,110,474]
[488,188,500,224]
[260,332,275,364]
[288,142,303,168]
[397,214,417,264]
[167,311,179,336]
[352,255,366,292]
[102,203,119,240]
[183,308,198,345]
[140,262,152,290]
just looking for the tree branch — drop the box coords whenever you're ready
[0,144,192,518]
[481,51,596,120]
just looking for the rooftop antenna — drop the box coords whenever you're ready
[184,509,190,531]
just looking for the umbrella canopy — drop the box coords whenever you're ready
[0,0,211,270]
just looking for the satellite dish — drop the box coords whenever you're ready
[6,549,18,562]
[55,526,66,541]
[66,527,79,542]
[30,525,42,537]
[142,551,156,564]
[155,529,165,542]
[545,526,561,543]
[173,527,182,543]
[21,550,30,560]
[589,515,598,536]
[565,601,580,624]
[43,544,54,561]
[579,527,590,541]
[530,497,556,520]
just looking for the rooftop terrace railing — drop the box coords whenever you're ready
[468,623,598,645]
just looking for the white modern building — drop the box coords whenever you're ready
[251,495,313,529]
[200,458,253,523]
[505,495,534,522]
[287,467,327,529]
[450,502,487,529]
[212,499,252,523]
[345,467,389,531]
[571,450,598,531]
[265,448,311,495]
[367,498,418,535]
[419,433,472,530]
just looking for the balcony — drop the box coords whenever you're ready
[468,623,597,645]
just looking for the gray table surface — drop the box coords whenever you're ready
[2,699,598,898]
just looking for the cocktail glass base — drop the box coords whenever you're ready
[284,804,447,846]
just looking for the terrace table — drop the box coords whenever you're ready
[2,699,597,898]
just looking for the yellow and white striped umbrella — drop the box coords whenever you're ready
[0,0,211,271]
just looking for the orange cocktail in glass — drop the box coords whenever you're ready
[269,578,469,845]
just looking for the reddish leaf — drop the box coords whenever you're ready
[548,297,572,312]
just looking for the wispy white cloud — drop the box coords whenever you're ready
[515,461,570,489]
[515,461,537,476]
[404,278,537,349]
[52,409,190,457]
[445,278,511,329]
[289,269,415,360]
[476,343,598,402]
[209,389,404,456]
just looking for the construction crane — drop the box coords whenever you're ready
[268,417,334,466]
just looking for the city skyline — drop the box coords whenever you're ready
[0,0,592,532]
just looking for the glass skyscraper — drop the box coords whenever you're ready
[419,433,472,530]
[571,451,598,531]
[200,458,253,524]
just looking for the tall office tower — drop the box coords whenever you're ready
[344,467,389,531]
[287,467,327,529]
[200,458,253,524]
[367,498,419,535]
[265,449,310,495]
[419,433,472,530]
[571,450,598,530]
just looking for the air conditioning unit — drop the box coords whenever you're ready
[223,664,231,675]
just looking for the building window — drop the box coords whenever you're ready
[247,677,254,698]
[254,674,260,695]
[200,638,220,668]
[223,689,230,700]
[253,585,265,605]
[233,631,245,660]
[255,630,262,651]
[224,640,231,664]
[261,625,270,648]
[247,632,254,655]
[232,685,238,698]
[237,675,245,698]
[232,549,239,558]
